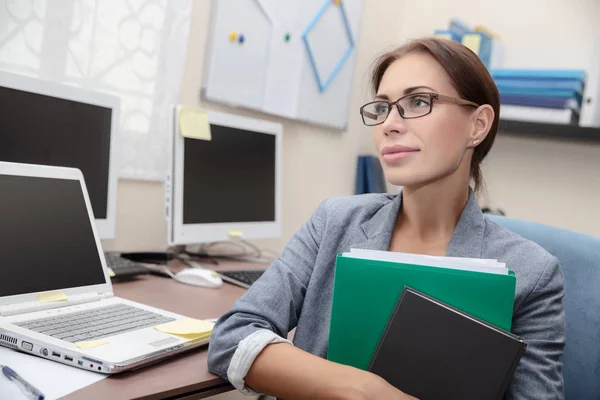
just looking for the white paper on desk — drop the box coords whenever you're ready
[0,346,106,400]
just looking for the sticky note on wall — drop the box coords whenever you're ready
[37,291,68,303]
[179,107,212,141]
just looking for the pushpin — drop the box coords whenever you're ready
[228,31,237,42]
[238,34,245,44]
[333,0,340,4]
[284,33,291,42]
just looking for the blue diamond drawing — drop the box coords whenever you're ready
[302,0,355,93]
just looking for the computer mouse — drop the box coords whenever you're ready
[175,268,223,288]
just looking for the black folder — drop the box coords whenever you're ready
[368,287,526,400]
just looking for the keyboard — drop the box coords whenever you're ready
[104,252,150,278]
[218,270,265,288]
[17,304,174,343]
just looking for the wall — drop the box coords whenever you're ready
[103,0,407,252]
[357,0,600,236]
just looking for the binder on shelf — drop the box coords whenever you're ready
[500,95,579,110]
[500,105,576,125]
[491,69,586,81]
[327,251,516,370]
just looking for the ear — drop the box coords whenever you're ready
[469,105,494,148]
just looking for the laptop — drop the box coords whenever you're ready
[0,162,210,373]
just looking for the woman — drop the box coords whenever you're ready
[208,38,566,400]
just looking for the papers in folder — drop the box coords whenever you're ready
[327,249,516,370]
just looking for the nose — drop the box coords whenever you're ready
[382,104,408,136]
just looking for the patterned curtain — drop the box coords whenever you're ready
[0,0,193,180]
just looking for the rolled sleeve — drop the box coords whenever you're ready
[227,329,293,395]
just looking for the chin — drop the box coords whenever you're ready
[383,170,440,190]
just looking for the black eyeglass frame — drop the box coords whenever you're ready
[359,92,480,126]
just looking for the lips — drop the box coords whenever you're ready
[381,144,420,162]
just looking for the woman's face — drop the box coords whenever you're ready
[373,52,477,189]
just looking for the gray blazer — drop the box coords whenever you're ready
[208,190,566,399]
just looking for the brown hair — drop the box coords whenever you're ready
[370,37,500,192]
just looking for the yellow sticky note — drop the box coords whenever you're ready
[434,33,452,40]
[179,107,211,141]
[228,229,243,238]
[107,267,115,278]
[154,318,215,339]
[462,34,482,54]
[37,291,68,303]
[76,339,109,349]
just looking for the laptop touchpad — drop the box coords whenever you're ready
[149,337,180,347]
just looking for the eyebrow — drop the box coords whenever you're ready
[375,85,438,100]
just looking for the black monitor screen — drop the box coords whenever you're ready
[0,174,106,297]
[183,124,276,224]
[0,86,112,219]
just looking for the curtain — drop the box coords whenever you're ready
[0,0,193,180]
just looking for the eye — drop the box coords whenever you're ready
[374,103,389,114]
[409,95,430,108]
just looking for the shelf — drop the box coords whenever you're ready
[498,119,600,142]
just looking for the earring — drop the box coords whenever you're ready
[473,139,480,145]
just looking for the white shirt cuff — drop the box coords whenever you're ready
[227,329,293,395]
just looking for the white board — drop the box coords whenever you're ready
[203,0,364,130]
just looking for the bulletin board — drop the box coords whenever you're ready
[202,0,364,130]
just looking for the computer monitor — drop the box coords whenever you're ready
[0,71,119,239]
[167,109,282,245]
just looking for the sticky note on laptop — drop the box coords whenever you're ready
[154,318,214,339]
[76,339,109,349]
[179,107,211,141]
[37,291,68,303]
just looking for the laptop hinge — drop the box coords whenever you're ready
[0,292,104,317]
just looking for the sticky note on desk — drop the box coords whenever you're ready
[154,318,215,339]
[76,339,108,349]
[179,107,211,141]
[107,267,115,278]
[37,291,68,303]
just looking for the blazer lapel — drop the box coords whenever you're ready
[446,188,485,259]
[351,194,402,251]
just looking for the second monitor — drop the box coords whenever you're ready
[167,109,283,245]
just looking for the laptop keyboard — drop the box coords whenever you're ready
[16,304,174,343]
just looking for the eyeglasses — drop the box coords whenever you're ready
[359,92,479,126]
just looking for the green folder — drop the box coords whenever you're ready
[327,254,516,370]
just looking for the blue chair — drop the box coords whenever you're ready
[488,215,600,399]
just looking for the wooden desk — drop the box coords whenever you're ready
[63,260,266,400]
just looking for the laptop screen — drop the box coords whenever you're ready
[0,174,106,297]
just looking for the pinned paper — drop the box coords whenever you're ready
[75,339,108,349]
[178,107,212,141]
[107,268,115,278]
[228,229,243,238]
[154,318,214,339]
[37,291,68,303]
[462,34,482,54]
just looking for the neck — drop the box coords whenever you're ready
[397,175,471,243]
